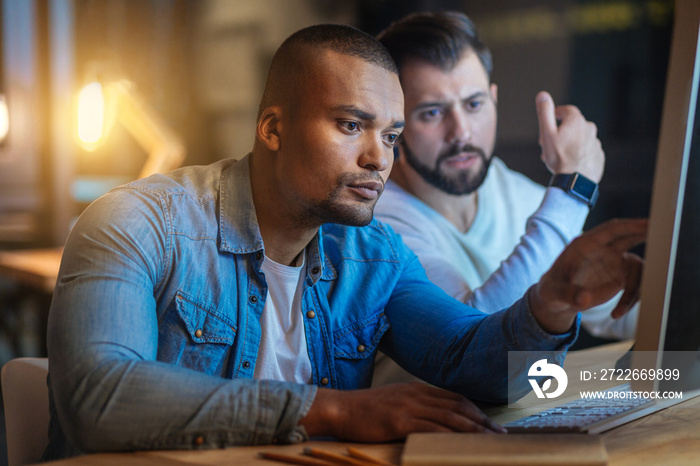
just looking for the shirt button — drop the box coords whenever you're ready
[311,266,320,275]
[255,251,262,260]
[194,436,204,446]
[195,329,203,338]
[242,361,251,369]
[320,377,329,386]
[249,295,258,304]
[357,344,366,353]
[306,310,316,319]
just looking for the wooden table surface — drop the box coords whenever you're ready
[0,247,63,293]
[41,346,700,465]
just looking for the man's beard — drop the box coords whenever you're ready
[299,173,384,228]
[401,139,492,195]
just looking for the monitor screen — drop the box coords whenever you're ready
[632,0,700,392]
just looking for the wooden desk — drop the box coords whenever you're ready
[44,342,700,466]
[0,247,63,294]
[45,441,404,466]
[0,247,63,356]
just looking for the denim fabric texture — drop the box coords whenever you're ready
[44,154,577,459]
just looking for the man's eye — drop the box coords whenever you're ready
[341,121,360,132]
[384,134,399,145]
[420,108,442,120]
[466,100,484,111]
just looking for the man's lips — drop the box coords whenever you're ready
[347,179,384,200]
[442,152,480,168]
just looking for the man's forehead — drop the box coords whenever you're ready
[401,49,487,76]
[400,52,490,103]
[308,50,404,120]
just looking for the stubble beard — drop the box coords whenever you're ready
[297,173,383,228]
[400,139,492,195]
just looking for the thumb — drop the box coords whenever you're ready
[536,91,557,153]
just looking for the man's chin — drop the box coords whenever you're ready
[325,204,375,227]
[434,163,489,195]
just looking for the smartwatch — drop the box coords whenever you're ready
[548,173,599,208]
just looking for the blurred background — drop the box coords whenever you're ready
[0,0,675,463]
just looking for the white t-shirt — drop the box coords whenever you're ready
[253,251,312,383]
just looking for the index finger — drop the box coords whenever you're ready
[583,218,648,250]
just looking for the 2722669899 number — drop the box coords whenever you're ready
[593,368,680,381]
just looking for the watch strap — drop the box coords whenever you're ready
[549,173,599,208]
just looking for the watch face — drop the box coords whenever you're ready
[572,175,598,200]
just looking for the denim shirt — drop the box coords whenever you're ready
[44,155,577,459]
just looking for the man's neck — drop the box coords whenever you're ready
[258,225,313,267]
[249,154,318,267]
[392,159,478,233]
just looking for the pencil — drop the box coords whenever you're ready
[260,451,336,466]
[346,447,396,466]
[303,447,376,466]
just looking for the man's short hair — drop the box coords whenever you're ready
[377,11,493,78]
[258,24,397,118]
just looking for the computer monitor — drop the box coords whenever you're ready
[632,0,700,392]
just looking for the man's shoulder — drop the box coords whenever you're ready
[486,157,545,193]
[117,159,237,201]
[374,180,444,232]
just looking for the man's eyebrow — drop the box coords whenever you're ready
[334,105,376,121]
[413,91,489,111]
[334,105,404,130]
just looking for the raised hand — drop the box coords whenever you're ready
[299,382,505,442]
[530,218,648,334]
[536,91,605,183]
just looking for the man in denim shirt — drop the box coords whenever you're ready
[44,24,645,459]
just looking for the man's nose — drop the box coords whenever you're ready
[446,108,471,145]
[359,137,389,172]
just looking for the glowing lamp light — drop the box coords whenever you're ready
[77,82,107,149]
[0,94,9,143]
[74,79,185,179]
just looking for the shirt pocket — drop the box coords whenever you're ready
[332,310,389,389]
[157,292,236,375]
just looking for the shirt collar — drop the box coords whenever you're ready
[218,153,264,255]
[218,153,334,281]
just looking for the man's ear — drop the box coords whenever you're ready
[490,83,498,105]
[256,106,282,151]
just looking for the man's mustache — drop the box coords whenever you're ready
[339,172,385,196]
[436,144,486,166]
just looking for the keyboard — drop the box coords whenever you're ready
[504,384,654,433]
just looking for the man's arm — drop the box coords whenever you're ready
[466,188,589,311]
[378,176,589,312]
[472,91,606,311]
[299,219,645,443]
[47,189,314,453]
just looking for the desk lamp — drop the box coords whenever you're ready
[77,79,185,179]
